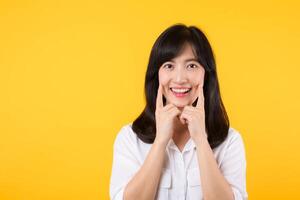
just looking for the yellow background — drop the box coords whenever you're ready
[1,0,300,199]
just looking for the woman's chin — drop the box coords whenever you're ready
[172,102,189,108]
[166,99,194,108]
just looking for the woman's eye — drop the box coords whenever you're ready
[187,64,198,69]
[163,64,173,69]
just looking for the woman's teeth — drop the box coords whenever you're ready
[171,88,191,94]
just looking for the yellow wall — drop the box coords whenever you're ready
[1,0,300,199]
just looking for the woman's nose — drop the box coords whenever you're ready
[174,68,187,83]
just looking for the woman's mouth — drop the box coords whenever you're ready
[170,87,192,98]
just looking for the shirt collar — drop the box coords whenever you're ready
[167,137,196,152]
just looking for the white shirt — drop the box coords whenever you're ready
[109,123,248,200]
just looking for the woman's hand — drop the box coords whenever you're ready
[179,85,208,143]
[154,84,181,145]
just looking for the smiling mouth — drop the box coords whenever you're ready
[170,87,192,94]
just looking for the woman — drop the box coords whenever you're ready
[109,23,248,200]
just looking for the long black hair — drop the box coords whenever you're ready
[132,23,230,149]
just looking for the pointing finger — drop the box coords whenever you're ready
[156,84,164,109]
[196,85,204,109]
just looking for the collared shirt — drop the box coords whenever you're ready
[109,123,248,200]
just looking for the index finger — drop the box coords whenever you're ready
[156,84,163,109]
[196,85,204,109]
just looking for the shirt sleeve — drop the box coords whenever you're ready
[219,130,248,200]
[109,125,141,200]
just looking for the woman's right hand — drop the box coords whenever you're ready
[154,84,181,145]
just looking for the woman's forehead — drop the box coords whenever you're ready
[169,43,198,62]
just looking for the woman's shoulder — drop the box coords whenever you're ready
[219,127,246,151]
[113,122,138,146]
[214,127,246,152]
[228,127,244,140]
[212,127,247,164]
[228,127,246,143]
[113,123,151,159]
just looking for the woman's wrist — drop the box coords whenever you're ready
[154,135,169,147]
[193,133,208,147]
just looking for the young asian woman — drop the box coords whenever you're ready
[109,23,248,200]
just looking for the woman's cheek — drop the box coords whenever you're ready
[195,69,205,87]
[200,68,205,86]
[158,70,169,86]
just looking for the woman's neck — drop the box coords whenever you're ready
[172,118,190,146]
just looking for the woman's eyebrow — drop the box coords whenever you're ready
[184,58,198,62]
[169,58,199,62]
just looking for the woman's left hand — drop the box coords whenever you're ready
[179,85,208,142]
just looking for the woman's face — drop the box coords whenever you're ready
[158,43,205,110]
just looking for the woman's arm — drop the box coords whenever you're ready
[179,86,247,199]
[123,84,181,199]
[194,135,234,200]
[123,139,168,200]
